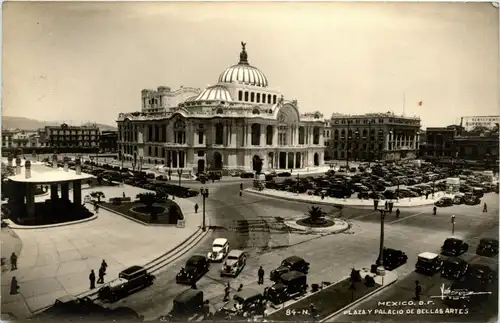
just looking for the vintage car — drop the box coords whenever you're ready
[476,238,499,257]
[221,250,247,277]
[441,258,469,280]
[464,195,481,205]
[264,271,308,305]
[435,197,454,207]
[465,263,498,285]
[270,256,310,282]
[176,255,210,285]
[415,252,443,275]
[161,289,205,321]
[383,248,408,271]
[441,238,469,257]
[207,238,230,262]
[97,266,155,302]
[215,289,266,319]
[452,193,464,205]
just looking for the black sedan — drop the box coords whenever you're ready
[476,238,499,257]
[435,197,454,207]
[465,263,497,285]
[441,258,469,280]
[441,238,469,257]
[383,248,408,270]
[176,255,210,285]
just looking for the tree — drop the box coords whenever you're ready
[155,188,169,201]
[307,206,326,224]
[90,191,105,203]
[136,192,158,222]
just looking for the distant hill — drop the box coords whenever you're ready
[1,116,117,131]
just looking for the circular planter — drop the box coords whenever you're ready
[296,218,335,228]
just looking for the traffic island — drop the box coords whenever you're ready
[101,199,183,225]
[265,270,397,321]
[284,217,350,234]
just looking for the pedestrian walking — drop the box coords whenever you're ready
[396,209,400,218]
[223,283,231,301]
[10,252,17,271]
[240,183,243,191]
[433,206,437,215]
[101,259,108,273]
[195,203,199,213]
[385,201,388,209]
[237,284,243,292]
[310,304,318,320]
[122,192,126,198]
[10,277,19,295]
[89,270,96,289]
[425,192,429,200]
[415,280,422,301]
[483,203,488,212]
[94,204,100,214]
[97,266,105,284]
[388,201,394,214]
[258,266,264,285]
[373,199,379,211]
[239,189,243,197]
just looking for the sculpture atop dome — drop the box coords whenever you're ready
[239,41,249,65]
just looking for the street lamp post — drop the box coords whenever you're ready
[451,215,456,236]
[178,169,183,187]
[201,188,209,231]
[376,208,386,276]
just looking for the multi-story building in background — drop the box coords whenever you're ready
[461,115,500,132]
[326,112,421,162]
[117,43,326,172]
[423,126,458,159]
[45,123,100,151]
[99,130,118,153]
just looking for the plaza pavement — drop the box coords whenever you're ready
[0,183,205,318]
[245,188,451,208]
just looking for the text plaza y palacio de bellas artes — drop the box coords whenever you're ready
[116,42,327,173]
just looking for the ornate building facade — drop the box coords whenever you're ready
[116,43,326,172]
[327,112,421,161]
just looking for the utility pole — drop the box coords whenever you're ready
[377,209,386,277]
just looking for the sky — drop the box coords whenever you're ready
[2,1,499,129]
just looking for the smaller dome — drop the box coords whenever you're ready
[193,85,233,102]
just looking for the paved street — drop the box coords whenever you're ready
[95,181,499,321]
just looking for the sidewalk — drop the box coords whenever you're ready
[245,188,450,208]
[0,184,208,319]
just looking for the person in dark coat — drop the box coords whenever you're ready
[373,198,379,211]
[483,203,488,212]
[258,266,264,285]
[10,277,19,295]
[89,270,96,289]
[433,206,437,215]
[223,283,231,301]
[425,192,429,200]
[237,284,243,292]
[101,259,108,273]
[195,204,199,213]
[385,201,388,209]
[97,266,105,284]
[191,281,197,289]
[415,280,422,301]
[10,252,17,270]
[396,209,400,218]
[239,189,243,197]
[240,183,243,191]
[122,192,126,198]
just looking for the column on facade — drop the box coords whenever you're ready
[151,124,156,143]
[73,181,82,206]
[176,151,181,168]
[319,129,324,146]
[26,184,35,218]
[272,126,278,146]
[385,133,390,151]
[285,152,288,169]
[309,127,313,145]
[137,125,144,144]
[231,124,237,147]
[260,124,266,146]
[294,126,299,146]
[61,183,70,201]
[246,125,252,146]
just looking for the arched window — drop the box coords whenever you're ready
[148,125,153,141]
[215,123,224,145]
[299,126,305,145]
[262,94,266,104]
[244,91,249,102]
[174,120,186,144]
[256,93,261,103]
[273,95,277,104]
[266,125,273,145]
[250,92,255,102]
[362,129,368,138]
[238,91,243,101]
[251,123,261,146]
[268,94,272,104]
[313,127,320,145]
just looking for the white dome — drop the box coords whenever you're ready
[218,43,268,88]
[193,85,233,102]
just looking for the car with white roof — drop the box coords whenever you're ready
[207,238,229,262]
[415,252,443,275]
[221,249,247,277]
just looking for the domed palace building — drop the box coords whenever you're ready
[116,43,326,173]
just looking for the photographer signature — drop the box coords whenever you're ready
[430,283,492,300]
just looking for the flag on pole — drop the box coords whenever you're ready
[418,101,423,106]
